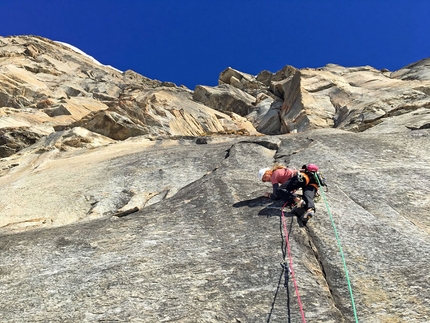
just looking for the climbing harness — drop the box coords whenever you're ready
[297,172,319,190]
[314,173,359,323]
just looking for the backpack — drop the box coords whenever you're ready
[303,164,328,192]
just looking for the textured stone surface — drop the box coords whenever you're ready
[1,34,430,322]
[2,35,430,154]
[214,62,430,135]
[0,35,257,155]
[0,129,429,322]
[193,84,257,117]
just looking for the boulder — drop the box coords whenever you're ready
[193,84,256,116]
[219,67,266,95]
[246,97,283,134]
[71,110,147,140]
[0,127,44,157]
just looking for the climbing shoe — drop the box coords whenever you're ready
[302,210,314,220]
[297,216,306,227]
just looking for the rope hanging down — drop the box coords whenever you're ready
[266,261,290,323]
[314,174,359,323]
[281,202,307,323]
[267,206,299,323]
[281,261,291,322]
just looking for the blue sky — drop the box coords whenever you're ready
[1,0,429,89]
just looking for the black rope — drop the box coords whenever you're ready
[266,266,286,323]
[282,261,291,322]
[267,209,295,323]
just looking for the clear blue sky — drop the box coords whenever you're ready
[1,0,429,89]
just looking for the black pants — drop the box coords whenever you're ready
[302,185,316,210]
[276,175,316,210]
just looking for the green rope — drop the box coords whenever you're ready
[314,173,359,323]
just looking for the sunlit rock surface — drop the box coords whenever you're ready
[0,35,429,322]
[1,129,429,322]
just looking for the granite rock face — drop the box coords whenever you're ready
[1,129,429,322]
[0,35,258,156]
[0,35,430,322]
[213,64,430,134]
[2,35,430,156]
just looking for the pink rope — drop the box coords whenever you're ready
[281,202,307,323]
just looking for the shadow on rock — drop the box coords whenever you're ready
[232,196,273,208]
[233,197,295,218]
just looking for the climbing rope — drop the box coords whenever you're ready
[281,261,292,322]
[281,202,307,323]
[279,215,293,323]
[266,263,289,323]
[314,174,359,323]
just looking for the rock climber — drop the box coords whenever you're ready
[258,164,298,200]
[259,164,321,225]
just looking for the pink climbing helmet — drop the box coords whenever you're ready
[306,163,319,172]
